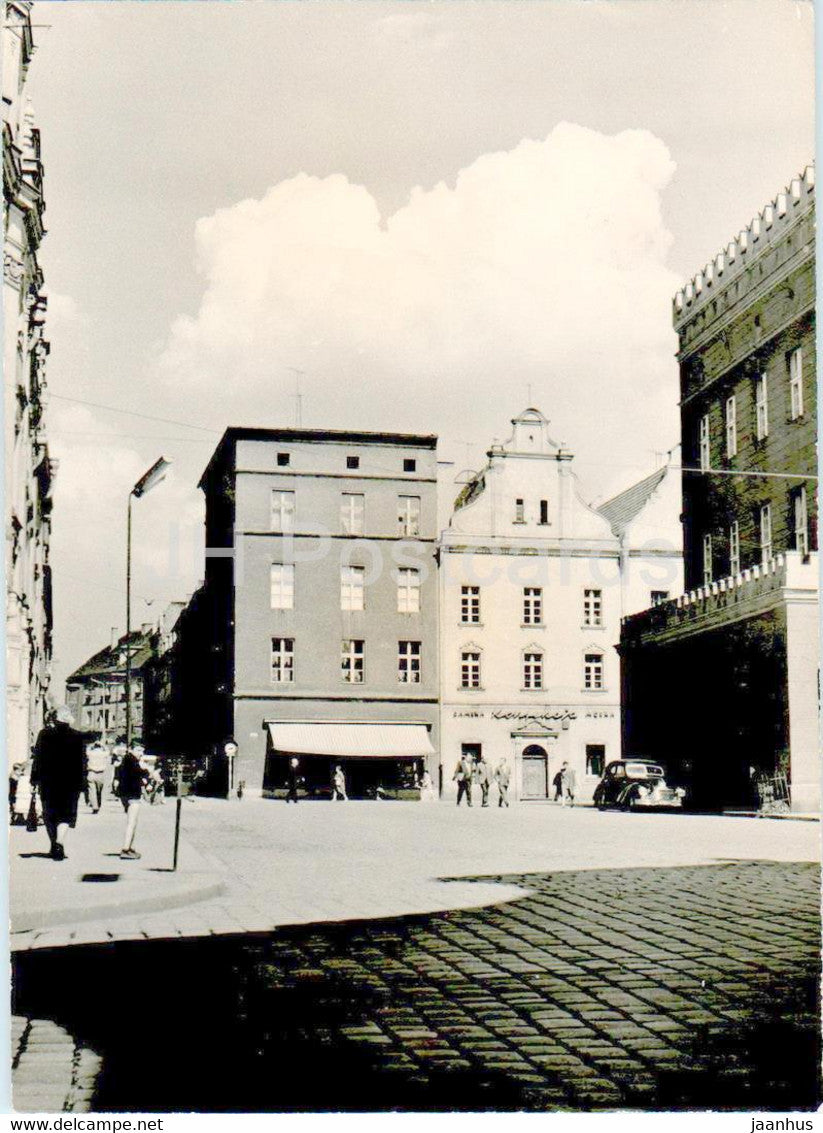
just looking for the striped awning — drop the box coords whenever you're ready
[267,722,434,759]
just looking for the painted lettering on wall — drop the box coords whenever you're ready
[490,709,577,724]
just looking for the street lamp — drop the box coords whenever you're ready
[126,457,171,748]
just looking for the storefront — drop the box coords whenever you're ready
[263,721,436,800]
[440,705,617,803]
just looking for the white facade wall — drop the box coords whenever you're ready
[439,409,682,803]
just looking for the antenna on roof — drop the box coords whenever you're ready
[286,367,305,427]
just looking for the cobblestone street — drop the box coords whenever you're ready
[14,859,819,1111]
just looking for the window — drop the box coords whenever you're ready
[584,653,604,690]
[341,565,365,611]
[699,414,710,471]
[760,504,772,564]
[755,375,769,440]
[271,490,295,532]
[461,651,481,689]
[515,498,525,522]
[729,521,741,576]
[270,564,294,609]
[539,500,549,525]
[398,640,421,684]
[277,452,290,467]
[523,587,542,625]
[346,455,360,470]
[793,486,809,557]
[583,589,603,627]
[271,638,294,684]
[398,495,421,537]
[650,590,669,607]
[586,744,606,778]
[523,651,543,690]
[397,568,421,613]
[789,348,804,419]
[725,395,737,458]
[461,585,480,624]
[403,458,416,473]
[341,639,364,683]
[702,534,713,585]
[340,493,364,535]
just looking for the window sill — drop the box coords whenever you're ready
[520,688,545,693]
[581,624,605,631]
[459,622,483,628]
[459,686,484,692]
[512,520,527,526]
[521,623,545,629]
[582,688,608,694]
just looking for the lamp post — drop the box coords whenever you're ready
[125,457,171,748]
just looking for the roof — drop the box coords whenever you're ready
[200,426,438,489]
[596,466,668,537]
[66,629,155,685]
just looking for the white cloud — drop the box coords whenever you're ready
[159,123,680,499]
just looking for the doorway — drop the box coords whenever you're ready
[521,744,549,799]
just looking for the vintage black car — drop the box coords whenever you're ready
[593,760,686,811]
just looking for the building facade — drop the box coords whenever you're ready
[440,408,683,803]
[4,1,54,764]
[194,428,440,796]
[621,166,818,812]
[65,626,156,743]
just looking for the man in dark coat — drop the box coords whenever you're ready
[30,706,87,860]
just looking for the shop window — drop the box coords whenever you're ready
[586,745,606,778]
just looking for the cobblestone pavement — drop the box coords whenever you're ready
[14,859,819,1112]
[11,1016,101,1113]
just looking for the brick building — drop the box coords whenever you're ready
[189,428,440,797]
[4,1,55,764]
[620,166,818,812]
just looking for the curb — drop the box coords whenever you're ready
[11,876,227,936]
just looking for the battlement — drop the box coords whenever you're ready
[673,165,815,330]
[621,550,817,645]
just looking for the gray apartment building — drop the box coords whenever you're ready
[194,427,439,797]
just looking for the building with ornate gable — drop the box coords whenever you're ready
[439,408,683,802]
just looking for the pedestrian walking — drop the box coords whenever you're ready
[474,754,491,807]
[453,754,473,807]
[552,767,564,802]
[9,761,26,823]
[332,763,348,801]
[419,769,437,802]
[30,706,87,861]
[562,763,577,807]
[85,740,108,813]
[286,756,301,803]
[494,759,511,807]
[114,743,148,860]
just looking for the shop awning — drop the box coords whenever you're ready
[267,722,434,759]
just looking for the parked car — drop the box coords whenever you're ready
[593,760,686,811]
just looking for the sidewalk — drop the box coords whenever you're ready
[10,795,225,938]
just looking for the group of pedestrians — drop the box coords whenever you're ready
[453,753,511,807]
[23,705,156,862]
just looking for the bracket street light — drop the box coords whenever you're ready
[126,457,171,748]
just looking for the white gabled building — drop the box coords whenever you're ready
[438,408,683,802]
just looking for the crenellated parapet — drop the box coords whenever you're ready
[673,165,815,331]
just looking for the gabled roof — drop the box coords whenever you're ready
[596,466,668,537]
[66,630,155,685]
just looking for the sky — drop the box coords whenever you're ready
[25,0,814,695]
